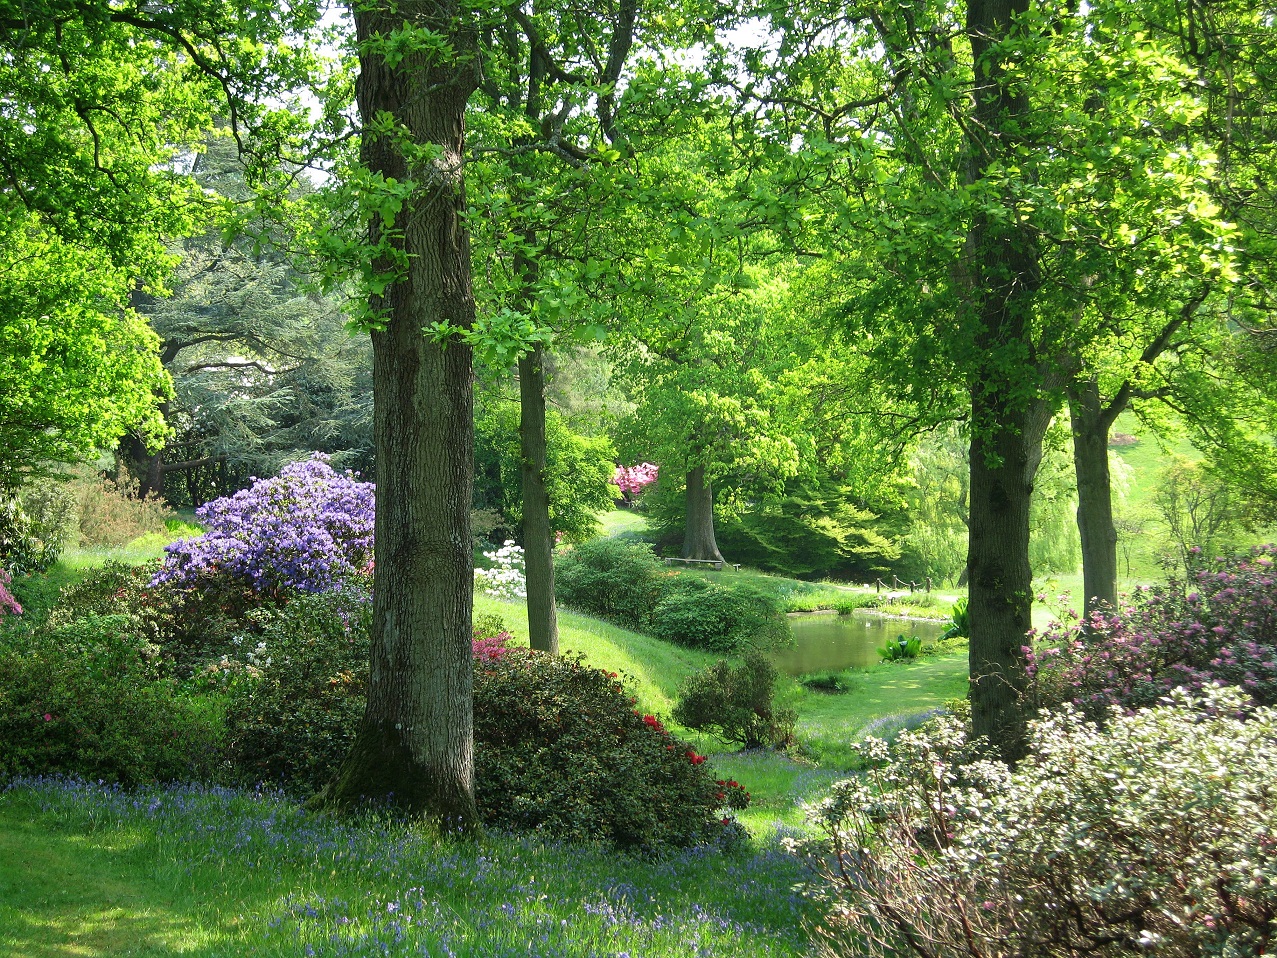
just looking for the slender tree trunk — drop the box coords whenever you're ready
[519,343,558,653]
[1069,379,1120,614]
[323,0,480,828]
[681,465,724,562]
[964,0,1039,763]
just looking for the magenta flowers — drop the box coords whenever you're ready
[0,567,20,618]
[613,462,658,497]
[152,455,375,598]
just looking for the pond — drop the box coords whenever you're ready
[770,611,950,676]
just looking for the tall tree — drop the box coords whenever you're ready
[463,8,725,651]
[745,0,1233,757]
[313,2,483,826]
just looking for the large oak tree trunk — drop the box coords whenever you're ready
[681,465,724,562]
[1069,379,1120,614]
[519,343,558,653]
[967,402,1037,763]
[323,0,480,828]
[964,0,1040,763]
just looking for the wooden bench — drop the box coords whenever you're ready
[660,557,742,572]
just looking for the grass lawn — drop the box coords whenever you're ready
[596,508,648,537]
[0,782,815,958]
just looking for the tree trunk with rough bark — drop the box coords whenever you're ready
[519,343,558,653]
[681,465,724,562]
[322,0,480,829]
[963,0,1040,764]
[1069,379,1121,615]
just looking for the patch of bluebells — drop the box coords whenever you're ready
[1026,545,1277,720]
[1,776,814,958]
[151,455,375,599]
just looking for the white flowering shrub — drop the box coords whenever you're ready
[473,540,526,601]
[793,686,1277,958]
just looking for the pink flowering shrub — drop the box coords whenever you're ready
[613,462,658,498]
[1026,545,1277,720]
[0,567,21,618]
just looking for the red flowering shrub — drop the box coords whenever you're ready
[473,651,748,849]
[1026,546,1277,721]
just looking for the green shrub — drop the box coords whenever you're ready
[0,479,77,575]
[673,652,796,750]
[474,651,747,849]
[223,592,747,849]
[224,589,371,790]
[877,633,922,661]
[0,614,223,784]
[48,560,247,675]
[796,686,1276,958]
[557,539,786,652]
[940,595,969,639]
[554,537,664,628]
[649,577,786,654]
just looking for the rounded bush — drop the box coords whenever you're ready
[224,588,372,790]
[554,537,664,628]
[0,614,223,785]
[1027,545,1277,720]
[650,579,786,654]
[50,559,247,675]
[796,686,1277,958]
[473,650,744,849]
[673,652,796,749]
[152,454,375,600]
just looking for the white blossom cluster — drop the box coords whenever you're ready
[474,540,526,601]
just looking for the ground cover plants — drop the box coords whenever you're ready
[0,777,815,958]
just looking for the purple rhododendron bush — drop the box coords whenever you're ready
[795,687,1277,958]
[1027,546,1277,720]
[153,454,375,599]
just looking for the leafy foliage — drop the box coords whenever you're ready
[556,538,786,652]
[877,634,922,662]
[222,591,742,849]
[554,538,664,630]
[1026,546,1277,719]
[794,687,1277,958]
[473,402,617,544]
[153,455,374,600]
[0,614,223,785]
[474,651,747,849]
[673,653,796,751]
[224,588,373,791]
[715,478,903,581]
[648,578,787,655]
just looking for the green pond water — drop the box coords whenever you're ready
[772,611,950,675]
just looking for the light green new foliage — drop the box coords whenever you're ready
[799,686,1277,958]
[0,221,170,488]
